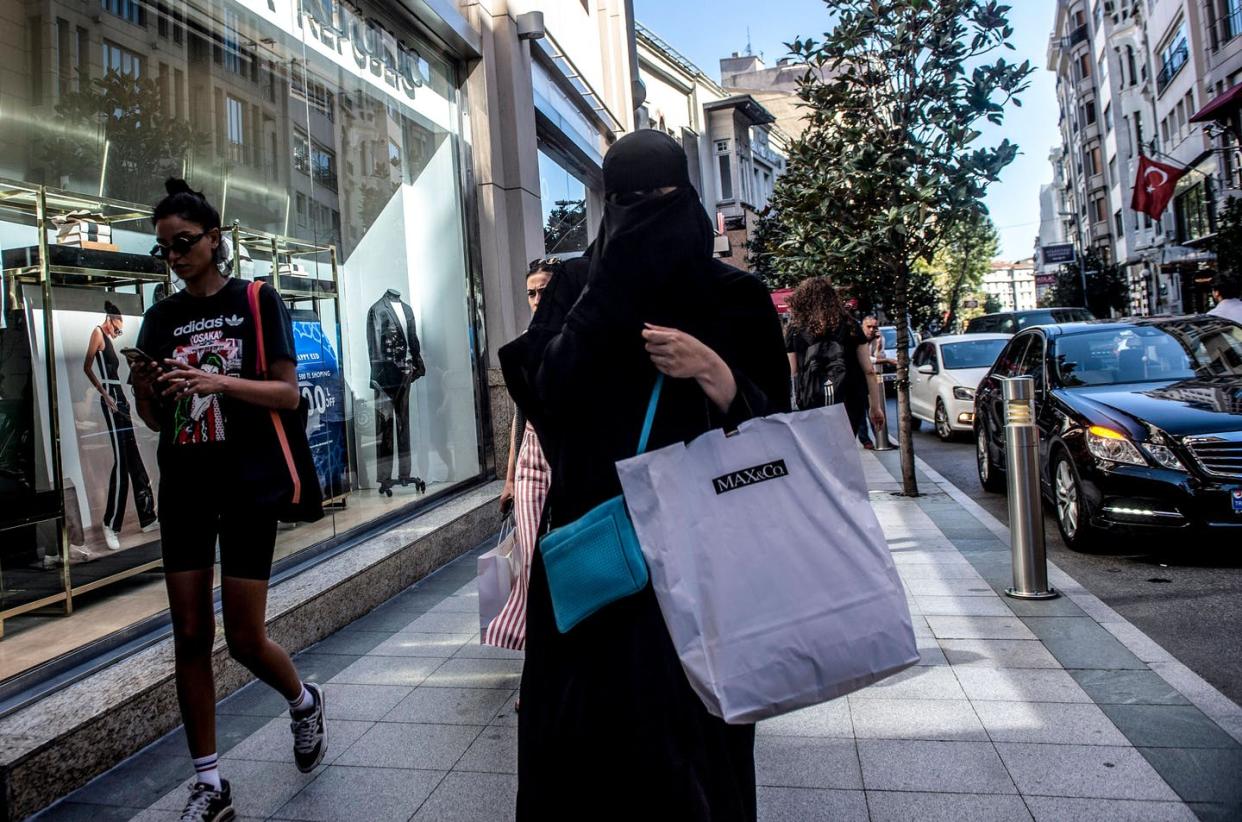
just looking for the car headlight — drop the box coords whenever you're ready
[1143,443,1186,472]
[952,386,975,401]
[1086,426,1146,466]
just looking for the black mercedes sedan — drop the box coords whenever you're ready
[973,316,1242,551]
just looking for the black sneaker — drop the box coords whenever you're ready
[290,682,327,773]
[179,779,234,822]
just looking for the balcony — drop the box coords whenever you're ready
[1223,7,1242,46]
[1157,42,1189,93]
[1064,24,1089,50]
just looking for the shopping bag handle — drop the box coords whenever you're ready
[636,374,664,455]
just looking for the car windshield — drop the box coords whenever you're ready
[881,328,915,349]
[1015,309,1094,329]
[1053,320,1242,387]
[941,339,1009,370]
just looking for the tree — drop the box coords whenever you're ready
[768,0,1032,495]
[920,212,999,332]
[983,293,1003,314]
[747,207,790,288]
[1042,248,1129,315]
[543,199,588,255]
[39,70,205,204]
[1213,197,1242,280]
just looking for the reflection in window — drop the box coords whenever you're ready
[537,148,589,255]
[311,144,337,191]
[100,0,142,25]
[102,41,143,77]
[225,95,245,163]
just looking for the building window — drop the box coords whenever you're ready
[222,10,243,75]
[100,0,142,26]
[1103,102,1112,133]
[1077,52,1092,80]
[101,40,144,77]
[1083,100,1097,125]
[1134,111,1144,156]
[225,95,245,163]
[1227,0,1242,41]
[1175,182,1212,242]
[1126,45,1138,86]
[1114,210,1124,236]
[311,143,337,191]
[1157,23,1189,93]
[718,154,734,201]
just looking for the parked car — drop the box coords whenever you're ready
[973,316,1242,551]
[876,325,919,394]
[910,334,1010,440]
[965,308,1095,335]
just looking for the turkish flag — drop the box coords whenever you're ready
[1130,155,1188,220]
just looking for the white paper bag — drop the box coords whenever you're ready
[616,405,918,724]
[477,517,519,635]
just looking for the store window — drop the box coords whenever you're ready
[0,0,482,688]
[537,148,590,255]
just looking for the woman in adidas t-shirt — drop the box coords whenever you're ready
[129,179,326,821]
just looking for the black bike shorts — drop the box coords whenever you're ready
[159,499,279,580]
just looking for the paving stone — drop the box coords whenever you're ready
[849,697,987,741]
[62,751,189,809]
[335,722,482,770]
[218,678,303,718]
[455,725,517,773]
[895,563,988,581]
[410,771,518,822]
[34,803,149,821]
[340,603,422,633]
[939,638,1061,668]
[400,610,483,635]
[901,577,1000,597]
[1101,705,1241,749]
[319,683,412,721]
[915,636,950,666]
[421,657,524,690]
[994,743,1179,800]
[927,616,1037,640]
[384,686,515,725]
[367,632,473,658]
[1186,801,1242,822]
[756,787,868,821]
[1070,669,1191,706]
[973,701,1128,745]
[954,668,1092,703]
[1022,617,1147,670]
[1024,796,1198,821]
[289,653,359,684]
[753,736,863,790]
[914,595,1014,617]
[327,654,444,687]
[892,551,980,567]
[454,641,526,660]
[271,765,443,821]
[491,692,520,726]
[856,739,1017,794]
[851,666,967,701]
[150,757,321,814]
[224,717,373,764]
[998,594,1088,618]
[429,594,485,614]
[303,630,390,656]
[1136,747,1242,805]
[866,790,1033,821]
[756,698,853,738]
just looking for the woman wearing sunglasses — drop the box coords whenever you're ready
[129,179,326,821]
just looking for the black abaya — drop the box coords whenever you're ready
[499,131,790,820]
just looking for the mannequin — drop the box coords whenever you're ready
[366,288,426,496]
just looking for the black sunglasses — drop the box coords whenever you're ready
[528,256,562,274]
[150,232,207,260]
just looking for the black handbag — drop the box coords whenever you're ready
[247,281,324,523]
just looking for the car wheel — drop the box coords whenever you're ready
[935,399,953,441]
[976,423,1005,493]
[1052,453,1098,552]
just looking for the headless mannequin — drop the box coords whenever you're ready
[366,289,425,495]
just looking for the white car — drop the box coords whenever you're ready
[909,334,1010,440]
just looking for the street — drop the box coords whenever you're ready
[888,398,1242,707]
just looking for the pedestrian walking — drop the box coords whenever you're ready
[129,179,326,821]
[786,278,886,445]
[498,130,789,820]
[486,257,560,654]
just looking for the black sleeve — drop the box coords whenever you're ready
[258,284,297,368]
[784,325,798,353]
[710,277,792,431]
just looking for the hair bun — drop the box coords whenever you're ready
[164,177,197,196]
[104,300,121,316]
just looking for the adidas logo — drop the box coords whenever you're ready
[225,314,244,327]
[173,317,224,336]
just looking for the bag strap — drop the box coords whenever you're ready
[247,280,268,378]
[636,374,664,455]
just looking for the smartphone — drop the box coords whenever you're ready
[120,347,159,368]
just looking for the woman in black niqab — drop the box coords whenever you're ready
[499,130,790,821]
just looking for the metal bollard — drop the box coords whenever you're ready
[1002,377,1058,600]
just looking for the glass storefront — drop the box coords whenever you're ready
[0,0,484,687]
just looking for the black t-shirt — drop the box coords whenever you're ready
[136,278,296,475]
[786,318,867,406]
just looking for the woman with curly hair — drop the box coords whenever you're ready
[785,277,886,442]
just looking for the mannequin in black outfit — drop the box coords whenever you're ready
[366,289,425,496]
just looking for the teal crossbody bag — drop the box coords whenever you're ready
[539,374,664,633]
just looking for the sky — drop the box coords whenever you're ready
[632,0,1061,262]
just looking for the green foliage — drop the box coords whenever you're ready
[747,207,789,287]
[38,70,205,204]
[767,0,1031,493]
[918,212,1000,331]
[1042,249,1129,316]
[1214,197,1242,279]
[543,199,588,255]
[983,293,1003,314]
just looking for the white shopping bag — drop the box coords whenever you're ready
[616,404,918,724]
[477,516,520,635]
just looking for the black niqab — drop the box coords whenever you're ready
[499,129,790,821]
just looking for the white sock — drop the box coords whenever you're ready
[192,753,221,790]
[288,683,314,714]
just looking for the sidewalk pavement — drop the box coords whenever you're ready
[36,451,1242,821]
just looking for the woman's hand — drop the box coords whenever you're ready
[101,391,119,413]
[642,324,737,412]
[159,359,229,400]
[499,478,515,515]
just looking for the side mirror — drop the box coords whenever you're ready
[917,364,935,375]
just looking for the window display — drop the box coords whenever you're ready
[0,0,484,687]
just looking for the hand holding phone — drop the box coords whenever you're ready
[121,348,162,397]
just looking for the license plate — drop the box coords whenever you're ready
[1233,490,1242,514]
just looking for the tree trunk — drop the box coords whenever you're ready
[894,260,919,497]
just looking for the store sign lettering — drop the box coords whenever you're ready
[299,0,428,98]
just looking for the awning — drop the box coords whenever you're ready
[1190,82,1242,124]
[771,287,793,315]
